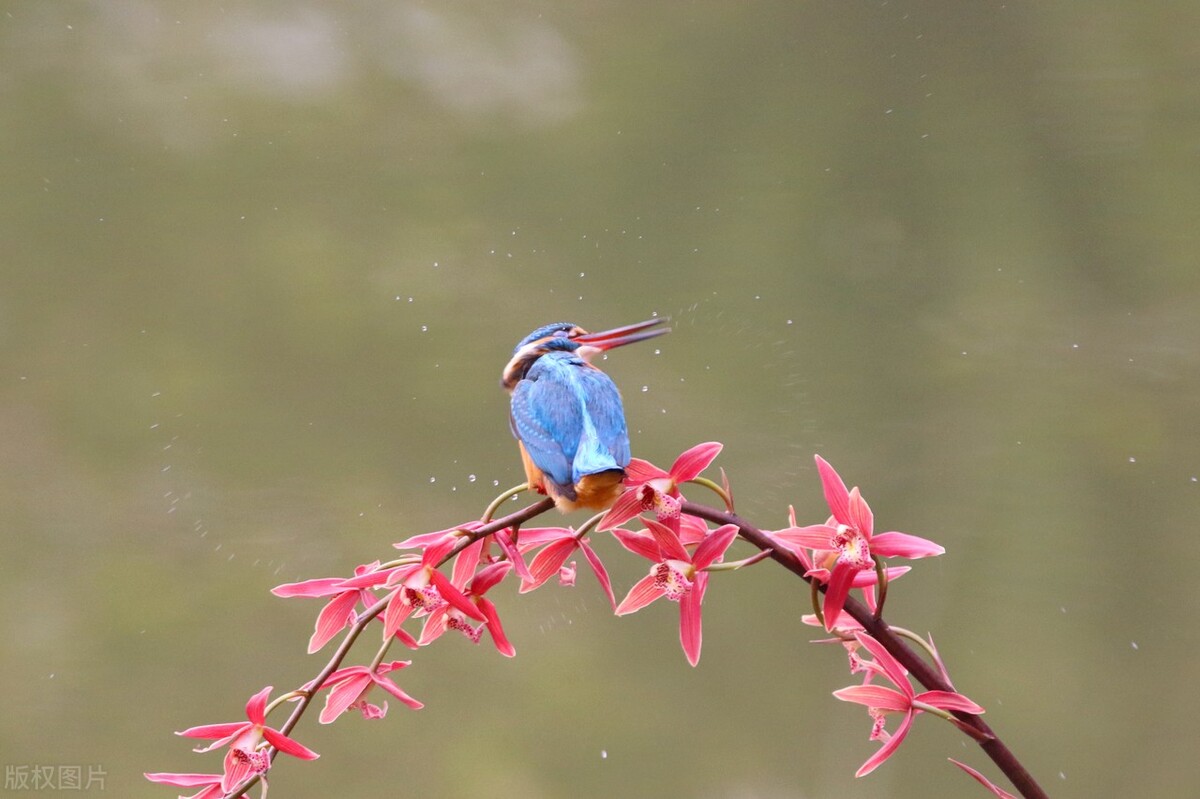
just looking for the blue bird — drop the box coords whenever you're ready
[501,318,669,512]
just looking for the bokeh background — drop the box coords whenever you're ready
[3,2,1198,797]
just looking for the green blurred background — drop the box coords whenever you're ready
[2,2,1197,797]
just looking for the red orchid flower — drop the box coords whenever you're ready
[317,660,423,723]
[780,455,944,629]
[380,536,486,640]
[614,518,739,666]
[833,633,984,777]
[600,442,723,530]
[516,526,616,611]
[418,561,517,657]
[176,686,318,791]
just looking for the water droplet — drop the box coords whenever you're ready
[641,386,648,392]
[421,325,428,332]
[429,476,436,483]
[1128,457,1136,463]
[468,474,477,483]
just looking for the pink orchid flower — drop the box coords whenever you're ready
[833,633,983,777]
[317,660,423,723]
[600,442,723,530]
[380,536,486,640]
[176,686,318,791]
[615,518,739,666]
[780,455,944,629]
[418,561,517,657]
[516,526,616,610]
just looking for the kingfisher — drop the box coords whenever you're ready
[501,318,669,512]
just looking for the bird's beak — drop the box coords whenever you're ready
[574,317,670,358]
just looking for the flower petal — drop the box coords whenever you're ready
[871,531,945,559]
[271,577,344,598]
[822,563,858,631]
[262,727,320,760]
[854,632,911,692]
[394,524,478,550]
[615,573,665,615]
[915,690,985,715]
[451,539,484,588]
[308,591,359,654]
[598,489,644,531]
[244,686,272,725]
[669,441,723,482]
[381,589,413,640]
[579,538,617,611]
[832,684,910,712]
[949,760,1018,799]
[476,596,516,658]
[773,524,837,551]
[471,561,513,595]
[625,457,668,484]
[679,572,705,666]
[144,772,222,788]
[373,673,424,710]
[814,455,852,527]
[611,527,662,562]
[520,538,577,593]
[847,486,874,537]
[417,606,449,646]
[644,517,691,562]
[494,528,533,584]
[429,570,487,621]
[692,524,739,570]
[175,722,247,742]
[855,709,913,777]
[320,672,370,724]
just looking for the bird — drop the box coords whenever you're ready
[501,318,669,512]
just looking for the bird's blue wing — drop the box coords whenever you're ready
[572,366,630,481]
[510,362,583,489]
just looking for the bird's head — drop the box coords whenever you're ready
[500,318,669,390]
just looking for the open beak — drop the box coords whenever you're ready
[574,317,670,358]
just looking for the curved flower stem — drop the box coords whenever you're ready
[574,510,607,539]
[810,576,826,629]
[687,476,734,512]
[888,626,942,669]
[263,691,305,717]
[481,483,531,524]
[223,497,555,799]
[368,635,394,672]
[679,500,1048,799]
[871,554,889,619]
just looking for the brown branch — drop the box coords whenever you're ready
[218,492,1044,799]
